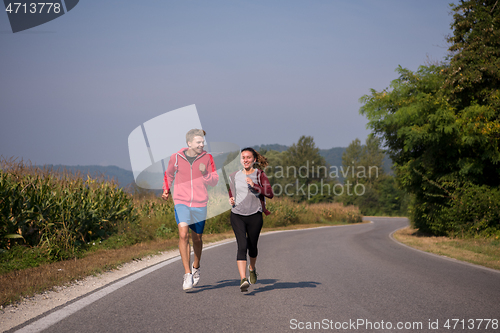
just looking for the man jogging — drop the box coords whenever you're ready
[162,129,218,290]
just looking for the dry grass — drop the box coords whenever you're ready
[265,197,362,227]
[0,239,178,307]
[394,227,500,271]
[306,202,361,222]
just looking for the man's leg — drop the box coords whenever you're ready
[189,217,205,286]
[189,207,206,270]
[178,223,191,274]
[191,230,202,269]
[175,204,194,290]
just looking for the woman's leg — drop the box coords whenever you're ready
[236,260,247,280]
[230,212,248,280]
[246,212,263,268]
[249,257,257,271]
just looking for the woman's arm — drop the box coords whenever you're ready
[252,171,274,199]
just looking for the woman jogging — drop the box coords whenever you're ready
[228,147,274,292]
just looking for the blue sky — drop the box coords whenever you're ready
[0,1,453,170]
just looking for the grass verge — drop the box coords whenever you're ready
[393,227,500,271]
[0,220,365,307]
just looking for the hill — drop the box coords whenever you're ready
[44,145,393,189]
[319,147,346,168]
[252,143,289,152]
[45,165,134,188]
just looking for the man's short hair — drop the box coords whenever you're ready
[186,129,206,144]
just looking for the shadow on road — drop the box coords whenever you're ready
[187,279,240,293]
[188,278,320,295]
[245,279,321,296]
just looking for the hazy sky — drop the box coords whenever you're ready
[0,1,453,170]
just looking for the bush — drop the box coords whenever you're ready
[412,182,500,237]
[440,184,500,237]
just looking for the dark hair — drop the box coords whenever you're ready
[241,147,269,169]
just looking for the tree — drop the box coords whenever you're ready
[341,138,363,185]
[359,1,500,235]
[263,149,286,187]
[444,0,500,110]
[444,0,500,186]
[361,136,385,186]
[281,135,328,186]
[342,137,384,186]
[338,137,407,216]
[265,136,331,201]
[360,64,463,232]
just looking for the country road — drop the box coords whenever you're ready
[8,217,500,333]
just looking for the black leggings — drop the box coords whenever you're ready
[230,211,263,261]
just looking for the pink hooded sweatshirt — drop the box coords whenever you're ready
[163,148,219,207]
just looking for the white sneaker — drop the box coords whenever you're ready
[192,264,201,286]
[183,273,193,290]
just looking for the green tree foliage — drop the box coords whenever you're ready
[339,137,408,216]
[444,0,500,185]
[282,136,331,202]
[361,136,386,185]
[263,149,287,186]
[282,136,328,186]
[444,0,500,111]
[341,136,385,186]
[359,1,500,236]
[341,138,363,185]
[264,136,334,202]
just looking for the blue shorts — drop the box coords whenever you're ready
[174,204,207,234]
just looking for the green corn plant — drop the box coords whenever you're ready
[0,158,138,255]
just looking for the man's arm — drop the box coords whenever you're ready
[228,171,235,207]
[162,155,177,200]
[201,154,219,187]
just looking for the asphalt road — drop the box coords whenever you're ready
[11,218,500,332]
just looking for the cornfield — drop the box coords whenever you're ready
[0,158,136,259]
